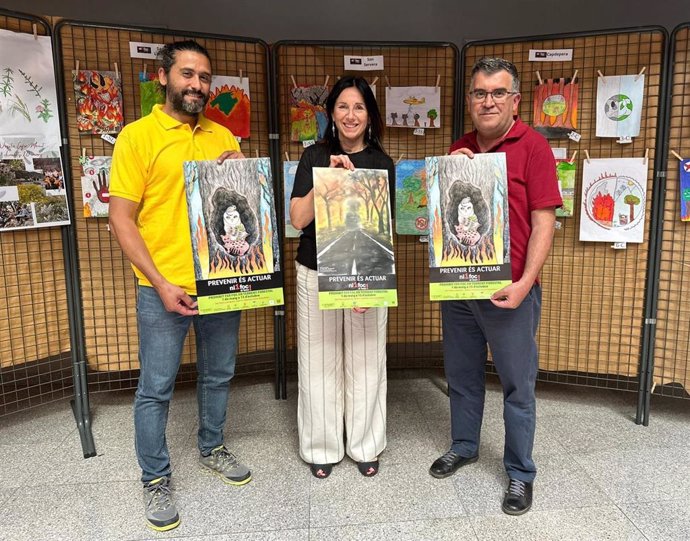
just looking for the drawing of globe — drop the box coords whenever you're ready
[604,94,633,121]
[542,94,567,116]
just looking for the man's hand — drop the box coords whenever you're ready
[216,150,245,164]
[156,281,199,315]
[329,154,356,170]
[352,307,368,314]
[489,280,531,309]
[450,147,475,158]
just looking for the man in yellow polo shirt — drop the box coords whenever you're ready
[109,40,250,533]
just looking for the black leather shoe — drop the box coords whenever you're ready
[429,450,478,479]
[502,479,533,515]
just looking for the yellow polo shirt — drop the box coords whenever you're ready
[110,104,240,294]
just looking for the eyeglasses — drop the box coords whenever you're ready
[468,88,519,102]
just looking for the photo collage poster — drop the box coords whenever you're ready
[426,153,511,300]
[0,28,69,231]
[313,167,397,310]
[183,157,283,313]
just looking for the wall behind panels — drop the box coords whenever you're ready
[462,29,665,388]
[1,0,687,44]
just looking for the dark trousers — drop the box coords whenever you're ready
[441,285,542,482]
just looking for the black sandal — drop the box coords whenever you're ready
[310,463,333,478]
[357,460,379,477]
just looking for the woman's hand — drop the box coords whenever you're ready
[352,307,368,314]
[329,154,356,170]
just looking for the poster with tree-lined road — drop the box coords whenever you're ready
[313,167,397,310]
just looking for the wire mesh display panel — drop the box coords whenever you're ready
[651,23,690,399]
[0,11,75,416]
[273,41,458,371]
[54,21,276,393]
[462,28,666,390]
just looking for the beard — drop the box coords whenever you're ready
[166,85,209,115]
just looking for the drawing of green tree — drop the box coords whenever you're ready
[624,194,640,221]
[427,108,438,128]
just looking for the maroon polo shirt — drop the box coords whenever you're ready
[449,118,562,284]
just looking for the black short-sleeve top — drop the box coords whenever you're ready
[290,143,395,270]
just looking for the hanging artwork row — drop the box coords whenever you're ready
[532,78,578,139]
[80,155,111,218]
[204,75,251,139]
[73,69,124,134]
[395,159,428,235]
[139,71,165,117]
[290,85,328,142]
[0,28,70,232]
[385,86,440,129]
[680,159,690,222]
[579,157,647,243]
[596,74,644,139]
[283,160,300,238]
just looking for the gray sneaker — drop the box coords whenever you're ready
[199,445,252,485]
[143,477,180,532]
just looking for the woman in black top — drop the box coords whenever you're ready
[290,76,394,479]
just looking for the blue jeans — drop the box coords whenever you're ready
[441,285,542,482]
[134,285,242,483]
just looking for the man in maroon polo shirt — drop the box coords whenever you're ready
[428,57,562,515]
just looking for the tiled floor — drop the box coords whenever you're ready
[1,370,689,540]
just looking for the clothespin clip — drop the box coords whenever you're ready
[597,70,604,78]
[396,153,405,165]
[255,149,260,159]
[570,70,578,84]
[635,66,646,81]
[536,70,543,85]
[114,62,119,79]
[143,63,147,75]
[82,147,86,160]
[75,59,80,72]
[670,150,684,161]
[385,76,391,89]
[323,75,329,88]
[584,149,591,164]
[290,75,298,89]
[32,24,37,40]
[569,150,578,164]
[435,74,441,92]
[285,151,290,162]
[644,148,649,166]
[370,77,379,86]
